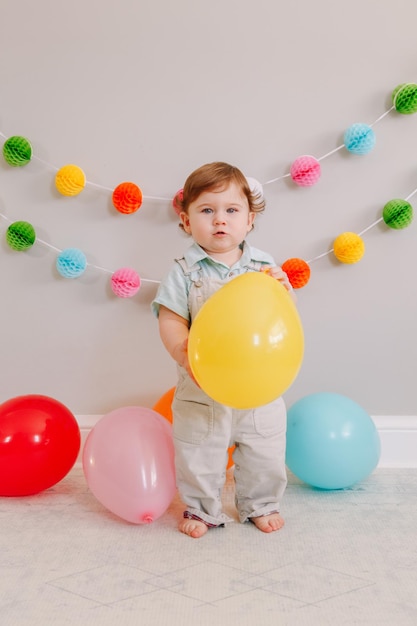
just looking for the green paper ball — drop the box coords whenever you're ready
[392,83,417,115]
[6,221,36,251]
[3,136,33,166]
[382,199,413,229]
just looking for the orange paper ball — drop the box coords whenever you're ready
[333,232,365,264]
[55,165,86,196]
[112,182,143,214]
[282,258,311,289]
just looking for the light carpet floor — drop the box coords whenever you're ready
[1,467,417,625]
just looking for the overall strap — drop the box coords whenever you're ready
[174,257,203,286]
[244,259,269,272]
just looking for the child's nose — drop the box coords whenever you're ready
[214,213,226,224]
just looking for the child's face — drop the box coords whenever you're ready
[180,182,255,259]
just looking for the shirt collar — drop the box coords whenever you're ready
[183,241,253,268]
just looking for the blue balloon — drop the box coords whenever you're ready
[286,393,380,489]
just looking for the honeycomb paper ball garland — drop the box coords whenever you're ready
[3,136,32,166]
[0,80,415,209]
[6,221,36,251]
[1,79,417,295]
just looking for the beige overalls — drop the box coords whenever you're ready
[172,257,288,526]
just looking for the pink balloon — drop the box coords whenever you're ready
[82,407,176,524]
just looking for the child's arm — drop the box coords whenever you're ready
[158,305,195,379]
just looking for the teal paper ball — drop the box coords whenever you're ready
[56,248,87,278]
[344,123,376,155]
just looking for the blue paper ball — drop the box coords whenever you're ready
[344,123,376,155]
[286,392,380,489]
[56,248,87,278]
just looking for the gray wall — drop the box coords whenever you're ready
[0,0,416,416]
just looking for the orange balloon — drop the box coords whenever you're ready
[153,387,175,424]
[153,388,235,469]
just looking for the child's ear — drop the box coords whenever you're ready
[180,212,191,233]
[248,212,256,231]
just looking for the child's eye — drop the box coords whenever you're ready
[227,207,238,213]
[202,207,213,214]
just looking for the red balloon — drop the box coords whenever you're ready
[0,394,81,496]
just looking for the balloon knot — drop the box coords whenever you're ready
[142,515,153,524]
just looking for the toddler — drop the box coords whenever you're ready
[152,162,292,538]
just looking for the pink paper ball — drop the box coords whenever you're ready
[290,155,321,187]
[172,189,183,216]
[111,268,141,298]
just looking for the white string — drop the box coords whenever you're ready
[143,195,171,202]
[357,218,383,236]
[307,249,334,264]
[86,263,113,274]
[31,155,59,171]
[405,186,417,201]
[369,106,394,127]
[262,173,291,185]
[317,145,345,162]
[85,180,113,192]
[36,238,62,253]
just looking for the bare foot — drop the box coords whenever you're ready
[179,518,208,538]
[251,512,285,533]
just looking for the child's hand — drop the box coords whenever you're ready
[263,266,292,292]
[174,338,199,385]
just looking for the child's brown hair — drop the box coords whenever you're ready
[177,162,265,229]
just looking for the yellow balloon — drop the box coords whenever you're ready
[188,272,304,409]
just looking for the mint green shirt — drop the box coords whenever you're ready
[151,241,275,322]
